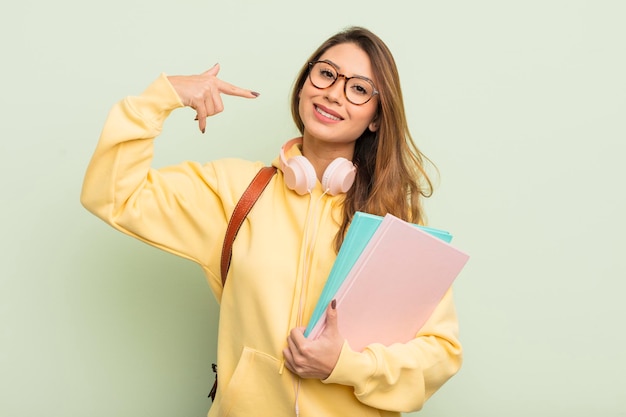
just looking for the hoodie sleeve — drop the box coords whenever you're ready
[80,74,234,291]
[322,289,462,413]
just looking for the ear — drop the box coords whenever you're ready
[368,110,380,132]
[368,119,379,132]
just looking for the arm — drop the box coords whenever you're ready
[80,66,259,270]
[284,289,462,413]
[327,289,461,412]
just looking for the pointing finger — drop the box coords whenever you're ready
[217,78,260,99]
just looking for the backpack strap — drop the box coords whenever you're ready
[211,165,277,402]
[220,166,277,286]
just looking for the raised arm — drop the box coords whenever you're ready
[80,68,259,268]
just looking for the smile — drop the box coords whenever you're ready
[315,105,342,121]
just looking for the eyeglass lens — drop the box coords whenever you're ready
[309,61,376,105]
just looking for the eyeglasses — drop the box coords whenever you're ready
[307,60,379,105]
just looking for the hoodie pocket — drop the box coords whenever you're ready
[216,347,388,417]
[218,347,294,417]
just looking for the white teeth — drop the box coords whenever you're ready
[316,106,341,121]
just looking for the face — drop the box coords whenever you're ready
[298,43,379,155]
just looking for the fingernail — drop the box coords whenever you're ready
[251,91,260,97]
[331,299,336,309]
[194,116,198,121]
[201,128,205,134]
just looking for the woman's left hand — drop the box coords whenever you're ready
[283,300,344,380]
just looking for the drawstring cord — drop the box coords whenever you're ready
[292,189,328,417]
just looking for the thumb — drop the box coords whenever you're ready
[203,62,220,77]
[323,299,339,334]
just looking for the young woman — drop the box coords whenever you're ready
[81,26,462,417]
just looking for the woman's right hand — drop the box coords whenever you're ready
[167,64,259,133]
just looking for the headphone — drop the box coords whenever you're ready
[279,138,356,196]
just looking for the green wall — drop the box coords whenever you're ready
[1,1,625,416]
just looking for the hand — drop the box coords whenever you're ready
[283,300,344,380]
[167,64,259,133]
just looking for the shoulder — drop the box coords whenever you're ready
[211,158,269,186]
[206,158,274,204]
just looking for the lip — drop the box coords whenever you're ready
[314,104,344,122]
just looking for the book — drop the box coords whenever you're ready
[306,213,469,351]
[305,212,453,337]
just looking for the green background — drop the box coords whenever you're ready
[1,1,625,416]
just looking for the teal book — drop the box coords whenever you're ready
[304,212,453,337]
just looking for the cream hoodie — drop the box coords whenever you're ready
[81,74,463,417]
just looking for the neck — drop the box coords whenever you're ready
[301,135,355,181]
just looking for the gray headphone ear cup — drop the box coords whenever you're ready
[322,157,356,195]
[284,155,316,195]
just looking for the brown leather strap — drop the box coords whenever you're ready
[220,166,277,286]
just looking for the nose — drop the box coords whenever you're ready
[324,75,347,103]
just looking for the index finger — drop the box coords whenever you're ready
[288,327,307,348]
[217,79,260,98]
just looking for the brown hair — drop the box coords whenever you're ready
[290,26,435,251]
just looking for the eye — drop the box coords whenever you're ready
[348,80,372,96]
[318,65,336,80]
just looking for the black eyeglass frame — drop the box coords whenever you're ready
[307,60,379,105]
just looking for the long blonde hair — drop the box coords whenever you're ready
[290,27,435,251]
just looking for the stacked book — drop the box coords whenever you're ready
[304,212,469,351]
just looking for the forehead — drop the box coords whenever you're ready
[318,43,374,79]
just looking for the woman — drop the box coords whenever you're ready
[81,26,462,417]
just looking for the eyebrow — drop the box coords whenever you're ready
[322,59,340,69]
[319,59,375,83]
